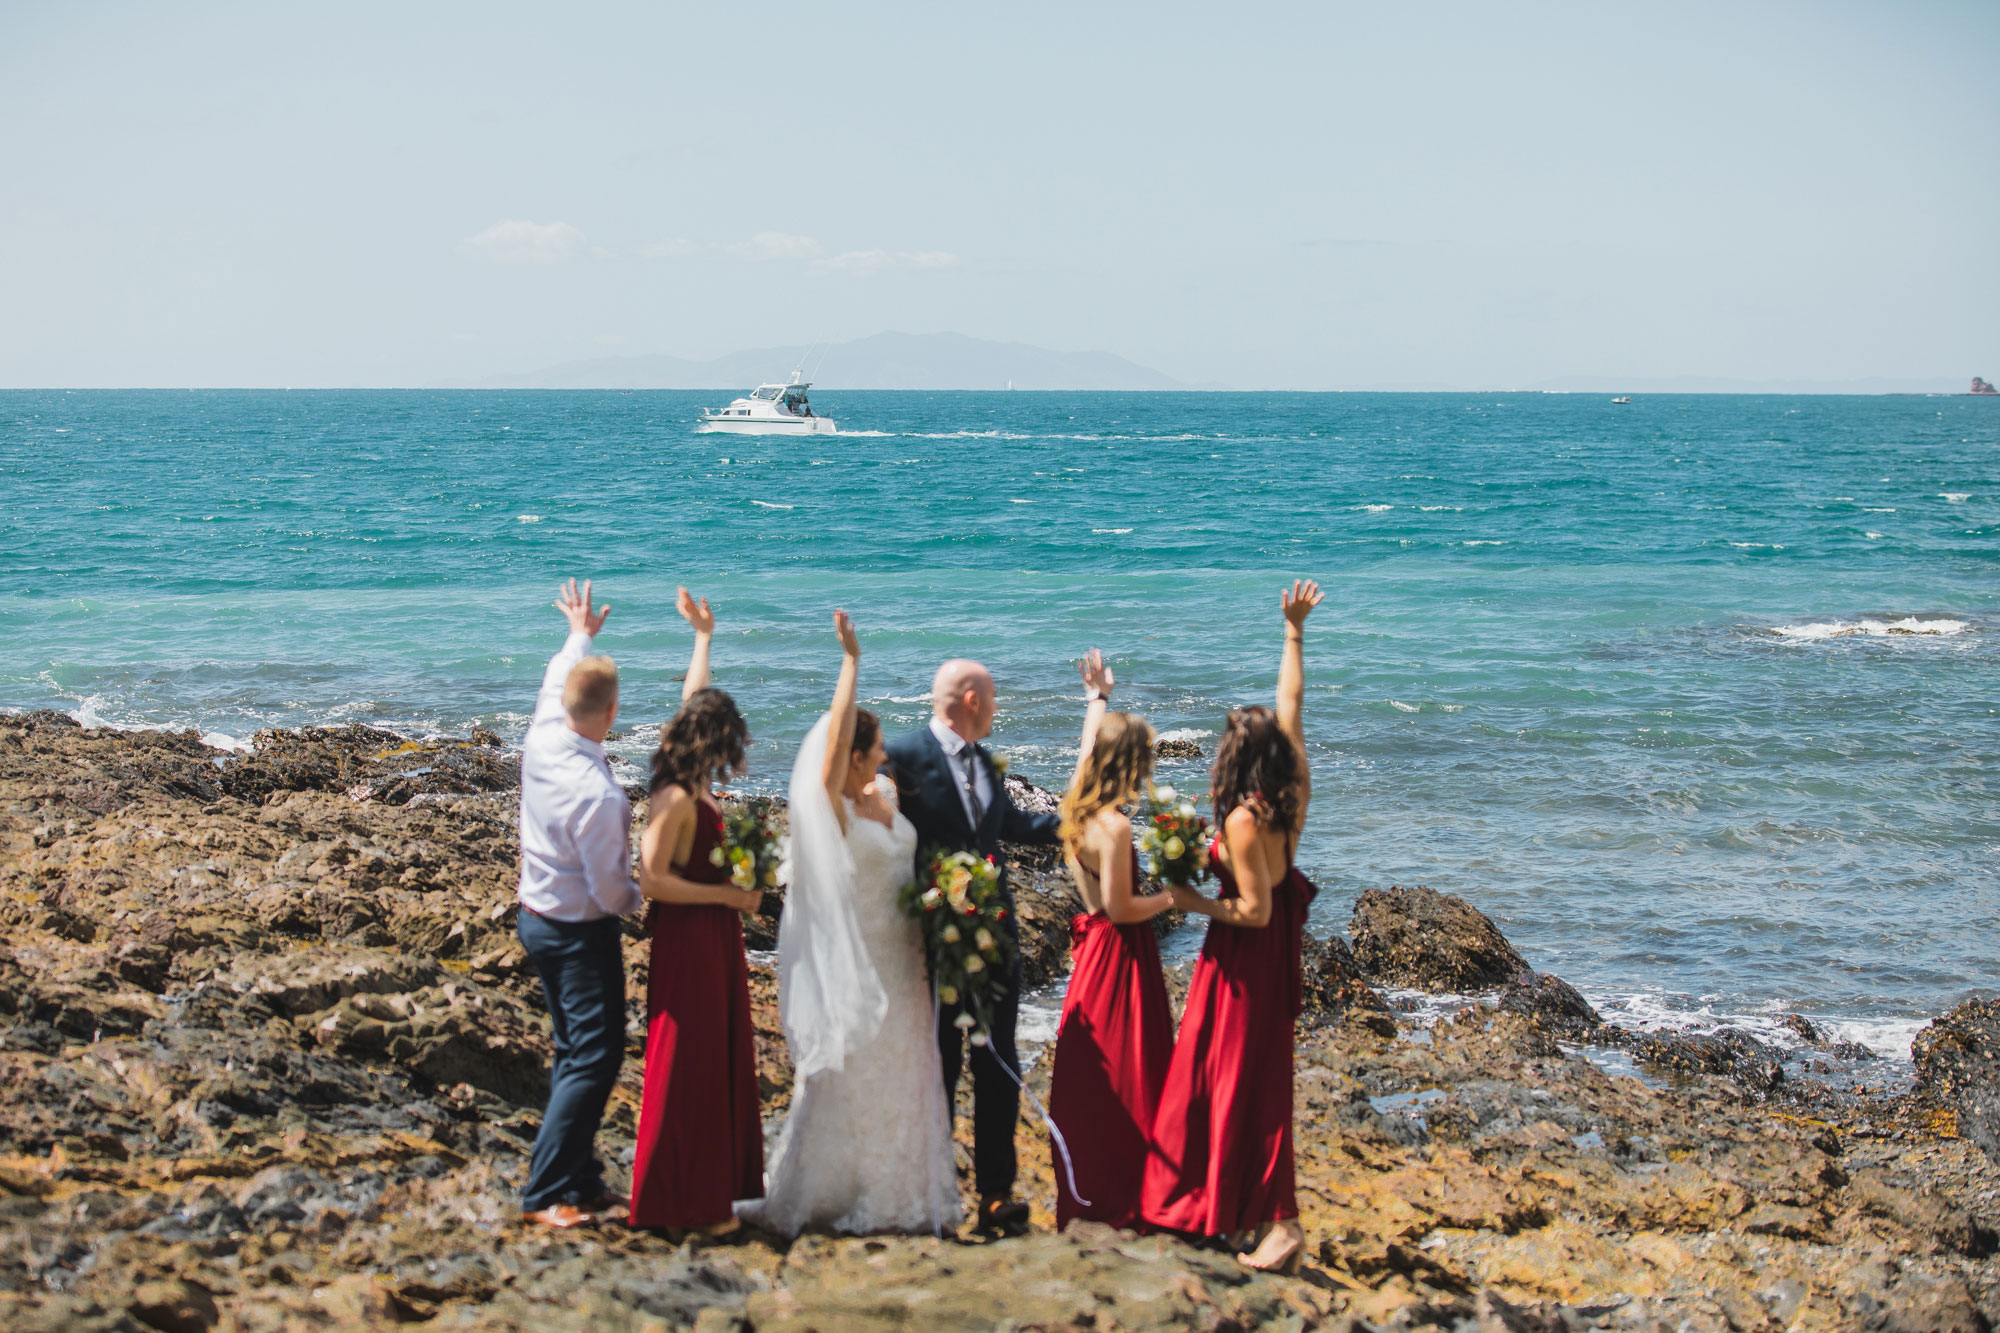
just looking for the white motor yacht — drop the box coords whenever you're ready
[696,375,837,434]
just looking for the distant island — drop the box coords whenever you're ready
[1972,376,1996,395]
[450,332,1195,392]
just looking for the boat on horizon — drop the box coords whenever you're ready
[696,374,837,434]
[1611,396,1631,404]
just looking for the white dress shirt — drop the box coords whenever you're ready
[518,631,643,922]
[929,716,993,833]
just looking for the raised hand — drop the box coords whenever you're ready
[1281,579,1323,631]
[676,586,715,635]
[1077,647,1115,701]
[834,609,861,659]
[555,578,611,636]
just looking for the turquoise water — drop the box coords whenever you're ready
[4,389,1996,1054]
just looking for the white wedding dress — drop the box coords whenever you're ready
[743,718,961,1236]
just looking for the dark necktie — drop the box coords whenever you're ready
[959,748,986,826]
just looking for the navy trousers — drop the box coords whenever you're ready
[517,910,626,1212]
[937,954,1022,1201]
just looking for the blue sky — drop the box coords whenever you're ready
[3,1,1995,388]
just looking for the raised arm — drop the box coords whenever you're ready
[678,586,714,701]
[1275,579,1320,749]
[535,579,611,725]
[1069,648,1115,790]
[1276,578,1322,829]
[820,611,862,828]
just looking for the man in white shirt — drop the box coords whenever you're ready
[516,578,643,1230]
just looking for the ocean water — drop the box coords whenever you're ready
[4,389,1996,1061]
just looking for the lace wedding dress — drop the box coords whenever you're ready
[743,719,961,1236]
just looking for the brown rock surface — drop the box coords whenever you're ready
[1916,997,2000,1161]
[3,714,1998,1329]
[1349,884,1530,992]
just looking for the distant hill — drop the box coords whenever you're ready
[1528,374,1968,395]
[455,331,1192,391]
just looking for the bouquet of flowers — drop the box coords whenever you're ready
[712,804,782,892]
[900,848,1016,1045]
[1137,784,1212,887]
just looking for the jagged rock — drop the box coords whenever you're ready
[127,1278,219,1332]
[1498,970,1603,1041]
[1154,737,1202,759]
[1300,933,1390,1021]
[1914,996,2000,1160]
[1629,1027,1786,1095]
[1970,376,1996,395]
[220,724,519,805]
[4,718,1998,1332]
[1349,885,1530,992]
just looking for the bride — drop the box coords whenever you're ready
[743,610,961,1236]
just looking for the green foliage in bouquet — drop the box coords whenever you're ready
[899,848,1016,1045]
[711,805,781,891]
[1137,784,1213,887]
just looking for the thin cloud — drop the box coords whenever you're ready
[725,231,823,261]
[815,249,960,274]
[461,219,589,264]
[637,235,704,260]
[637,232,955,273]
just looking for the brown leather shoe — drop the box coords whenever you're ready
[523,1203,598,1230]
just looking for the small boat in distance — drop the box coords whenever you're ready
[1611,396,1631,404]
[697,374,837,434]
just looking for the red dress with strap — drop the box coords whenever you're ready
[628,797,763,1229]
[1140,837,1316,1236]
[1048,843,1175,1230]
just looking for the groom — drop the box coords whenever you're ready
[886,659,1060,1237]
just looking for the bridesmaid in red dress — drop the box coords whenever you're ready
[1048,649,1178,1230]
[1142,579,1324,1273]
[628,588,765,1233]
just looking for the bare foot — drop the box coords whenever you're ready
[1238,1218,1305,1275]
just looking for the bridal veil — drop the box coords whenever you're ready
[778,715,890,1078]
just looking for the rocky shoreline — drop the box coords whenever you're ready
[2,713,1996,1330]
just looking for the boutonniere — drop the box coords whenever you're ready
[991,754,1010,777]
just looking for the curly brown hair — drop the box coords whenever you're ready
[649,687,749,796]
[1058,712,1156,854]
[1209,705,1302,835]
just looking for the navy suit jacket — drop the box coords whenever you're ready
[883,726,1059,908]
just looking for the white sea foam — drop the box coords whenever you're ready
[1154,727,1212,744]
[1388,700,1420,713]
[199,731,252,753]
[516,514,541,523]
[1009,499,1033,505]
[1941,492,1970,503]
[751,500,795,510]
[1092,528,1133,535]
[1353,504,1394,513]
[1419,505,1462,511]
[1459,539,1506,546]
[882,694,932,705]
[1863,507,1896,513]
[1768,617,1969,640]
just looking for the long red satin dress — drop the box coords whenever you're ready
[629,797,763,1229]
[1048,845,1175,1230]
[1140,839,1316,1237]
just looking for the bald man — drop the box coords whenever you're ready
[884,658,1060,1237]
